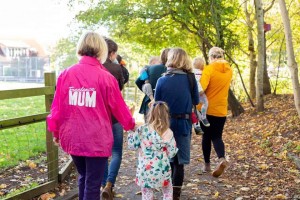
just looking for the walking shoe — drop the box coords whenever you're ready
[194,123,204,135]
[101,182,113,200]
[212,158,228,177]
[200,118,210,127]
[202,163,211,173]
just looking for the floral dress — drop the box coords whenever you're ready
[128,125,178,189]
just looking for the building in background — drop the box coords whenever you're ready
[0,38,50,83]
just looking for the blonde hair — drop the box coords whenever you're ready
[165,48,192,73]
[208,47,225,62]
[160,48,171,65]
[147,101,170,136]
[148,56,160,65]
[77,31,108,63]
[193,57,205,70]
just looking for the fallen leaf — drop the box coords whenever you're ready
[213,191,219,198]
[263,187,273,192]
[259,164,268,170]
[238,155,245,160]
[28,162,37,169]
[0,184,7,189]
[114,193,124,198]
[272,194,287,199]
[186,183,197,187]
[240,187,250,191]
[39,192,56,200]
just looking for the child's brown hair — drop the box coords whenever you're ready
[147,101,170,136]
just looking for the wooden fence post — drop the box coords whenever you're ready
[44,72,58,183]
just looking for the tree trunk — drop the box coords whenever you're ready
[254,0,265,112]
[250,43,257,99]
[228,89,244,117]
[243,0,257,99]
[263,52,271,95]
[279,0,300,117]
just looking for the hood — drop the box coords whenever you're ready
[210,59,231,73]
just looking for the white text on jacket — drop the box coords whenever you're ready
[69,87,96,107]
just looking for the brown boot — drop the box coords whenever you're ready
[173,186,181,200]
[212,158,228,177]
[101,182,113,200]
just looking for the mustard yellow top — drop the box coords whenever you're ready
[198,59,233,117]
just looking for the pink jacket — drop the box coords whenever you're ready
[47,56,135,157]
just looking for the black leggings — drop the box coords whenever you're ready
[200,115,226,163]
[170,155,184,187]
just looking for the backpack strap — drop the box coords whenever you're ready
[187,73,196,103]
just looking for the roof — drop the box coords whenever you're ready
[0,37,47,57]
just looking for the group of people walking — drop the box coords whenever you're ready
[47,31,233,200]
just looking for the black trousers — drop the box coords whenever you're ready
[170,155,184,187]
[200,115,226,163]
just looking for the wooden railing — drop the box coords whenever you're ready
[0,72,60,200]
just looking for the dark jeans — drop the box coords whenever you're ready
[200,115,226,163]
[102,123,123,186]
[170,155,184,187]
[71,155,108,200]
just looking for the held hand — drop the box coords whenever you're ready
[148,100,155,108]
[53,137,59,146]
[133,124,139,131]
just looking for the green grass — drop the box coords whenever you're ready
[0,94,47,169]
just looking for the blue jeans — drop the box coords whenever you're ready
[71,155,108,200]
[102,122,123,186]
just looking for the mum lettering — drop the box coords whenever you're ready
[69,87,96,107]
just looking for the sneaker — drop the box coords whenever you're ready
[212,159,228,177]
[200,118,210,127]
[194,123,204,135]
[202,163,211,173]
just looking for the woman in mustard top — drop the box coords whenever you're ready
[199,47,233,177]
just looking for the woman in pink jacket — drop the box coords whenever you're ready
[47,31,136,200]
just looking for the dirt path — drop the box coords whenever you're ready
[50,95,300,199]
[110,95,300,199]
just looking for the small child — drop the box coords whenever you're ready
[140,56,161,101]
[193,57,210,127]
[128,101,178,200]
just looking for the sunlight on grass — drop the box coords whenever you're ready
[0,94,46,169]
[0,122,46,168]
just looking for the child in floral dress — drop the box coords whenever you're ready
[128,101,178,200]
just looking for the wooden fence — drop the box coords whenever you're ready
[0,72,63,200]
[0,72,144,199]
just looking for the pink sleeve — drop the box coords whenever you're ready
[46,74,63,138]
[107,79,135,131]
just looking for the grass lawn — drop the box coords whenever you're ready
[0,82,47,169]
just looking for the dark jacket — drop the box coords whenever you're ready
[135,64,167,114]
[103,59,124,90]
[155,70,199,136]
[103,59,125,124]
[155,70,199,165]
